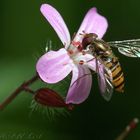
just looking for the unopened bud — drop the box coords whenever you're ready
[34,88,73,110]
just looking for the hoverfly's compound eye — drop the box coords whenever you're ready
[82,33,98,50]
[82,36,92,49]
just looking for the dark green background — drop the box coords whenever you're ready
[0,0,140,140]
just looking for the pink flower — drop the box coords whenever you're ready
[36,4,108,104]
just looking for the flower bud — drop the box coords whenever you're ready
[34,88,73,110]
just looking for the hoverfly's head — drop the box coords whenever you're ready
[82,33,98,50]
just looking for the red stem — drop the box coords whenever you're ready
[0,74,39,110]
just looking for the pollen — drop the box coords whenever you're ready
[79,60,84,65]
[68,50,74,55]
[72,41,81,46]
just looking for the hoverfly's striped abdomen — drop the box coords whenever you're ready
[81,33,125,94]
[105,59,124,92]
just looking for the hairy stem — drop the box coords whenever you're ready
[0,74,39,110]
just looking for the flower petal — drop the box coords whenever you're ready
[36,48,73,83]
[87,58,97,72]
[74,7,108,42]
[40,4,71,48]
[66,65,92,104]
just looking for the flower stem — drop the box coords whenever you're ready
[115,118,139,140]
[0,74,39,110]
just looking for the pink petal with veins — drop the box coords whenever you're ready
[40,4,71,48]
[66,65,92,104]
[36,48,73,83]
[74,7,108,42]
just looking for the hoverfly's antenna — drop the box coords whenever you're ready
[79,30,86,35]
[115,118,139,140]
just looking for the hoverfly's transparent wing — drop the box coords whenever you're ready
[108,39,140,57]
[96,60,114,101]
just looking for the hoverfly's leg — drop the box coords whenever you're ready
[86,57,96,63]
[70,71,96,88]
[81,45,93,55]
[95,58,100,73]
[104,72,111,80]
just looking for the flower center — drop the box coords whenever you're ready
[67,41,93,66]
[67,49,86,65]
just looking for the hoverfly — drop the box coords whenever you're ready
[80,33,140,101]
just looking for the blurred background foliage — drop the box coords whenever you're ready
[0,0,140,140]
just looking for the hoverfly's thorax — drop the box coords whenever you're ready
[89,40,108,57]
[94,40,113,57]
